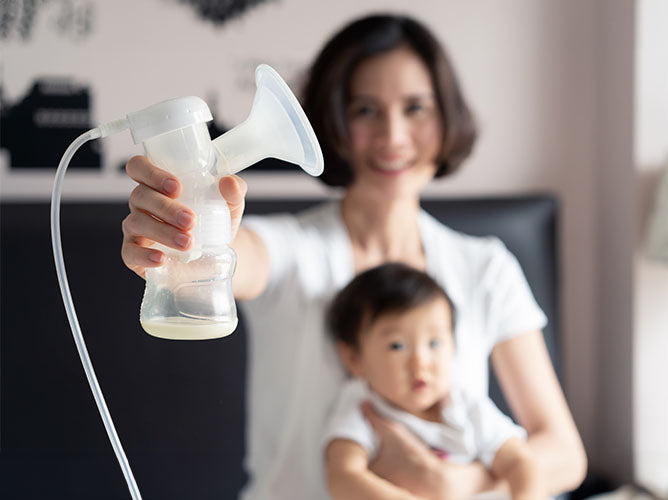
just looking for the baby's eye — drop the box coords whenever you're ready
[389,341,405,351]
[429,339,441,349]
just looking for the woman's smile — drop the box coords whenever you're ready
[369,156,416,173]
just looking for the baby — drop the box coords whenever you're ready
[323,262,544,500]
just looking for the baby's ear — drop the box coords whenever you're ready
[337,341,362,377]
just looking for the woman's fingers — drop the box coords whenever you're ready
[126,155,182,198]
[122,210,192,251]
[122,155,199,279]
[129,183,195,233]
[361,401,407,438]
[362,400,448,497]
[123,158,249,278]
[125,154,195,245]
[361,401,436,459]
[121,238,165,279]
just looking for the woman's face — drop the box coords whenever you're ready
[344,46,443,200]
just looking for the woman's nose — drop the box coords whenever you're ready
[379,109,409,147]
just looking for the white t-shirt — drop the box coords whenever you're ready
[239,202,547,500]
[322,378,527,469]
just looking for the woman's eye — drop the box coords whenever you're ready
[406,102,425,115]
[352,105,376,117]
[389,341,405,351]
[429,339,441,349]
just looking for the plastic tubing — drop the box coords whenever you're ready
[50,121,142,500]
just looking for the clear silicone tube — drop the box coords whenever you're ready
[51,123,142,500]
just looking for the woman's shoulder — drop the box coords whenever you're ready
[420,207,525,306]
[419,208,510,263]
[240,202,336,250]
[244,201,339,233]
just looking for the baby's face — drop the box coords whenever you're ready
[351,296,454,421]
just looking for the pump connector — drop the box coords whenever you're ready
[97,118,130,138]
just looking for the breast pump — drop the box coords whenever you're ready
[51,64,323,499]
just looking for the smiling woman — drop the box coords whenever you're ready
[119,13,586,500]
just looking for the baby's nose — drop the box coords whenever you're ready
[409,345,431,371]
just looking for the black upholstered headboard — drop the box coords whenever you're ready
[0,195,558,499]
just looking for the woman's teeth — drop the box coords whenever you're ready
[374,159,411,171]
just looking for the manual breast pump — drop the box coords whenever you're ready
[129,64,323,340]
[51,64,322,500]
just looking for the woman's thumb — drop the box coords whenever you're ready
[361,401,396,436]
[219,175,247,235]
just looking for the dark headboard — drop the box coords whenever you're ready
[0,195,558,499]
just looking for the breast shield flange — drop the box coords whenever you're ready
[211,64,324,177]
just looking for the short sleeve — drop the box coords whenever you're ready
[482,239,548,343]
[321,379,377,459]
[242,213,303,297]
[467,394,527,468]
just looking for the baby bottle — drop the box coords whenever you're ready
[127,65,323,340]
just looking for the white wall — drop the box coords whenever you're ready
[633,0,668,494]
[1,0,648,483]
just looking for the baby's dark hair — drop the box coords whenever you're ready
[327,263,455,349]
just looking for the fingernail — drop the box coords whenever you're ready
[148,251,164,264]
[177,210,194,229]
[163,178,178,195]
[174,233,191,249]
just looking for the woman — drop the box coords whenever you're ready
[121,14,586,499]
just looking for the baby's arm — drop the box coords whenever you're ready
[326,438,425,500]
[490,437,544,500]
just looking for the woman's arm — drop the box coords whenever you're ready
[326,439,424,500]
[362,402,503,499]
[121,156,270,300]
[491,437,544,500]
[491,330,587,494]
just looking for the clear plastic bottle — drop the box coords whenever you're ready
[133,114,238,340]
[125,65,323,340]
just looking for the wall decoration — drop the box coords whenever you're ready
[0,0,349,200]
[0,0,94,41]
[176,0,275,26]
[0,78,101,169]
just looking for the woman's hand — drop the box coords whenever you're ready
[218,173,248,242]
[491,330,587,493]
[121,155,248,279]
[362,402,501,500]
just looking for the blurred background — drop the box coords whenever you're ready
[1,0,666,496]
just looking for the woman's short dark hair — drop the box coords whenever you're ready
[302,14,477,187]
[327,262,455,349]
